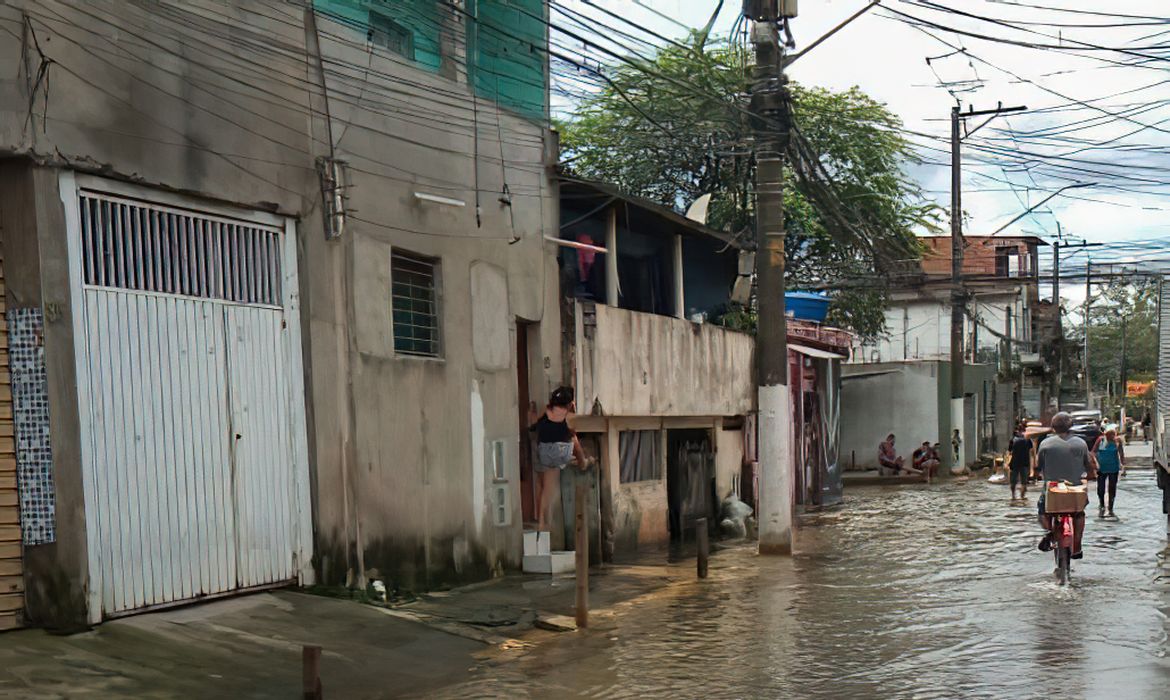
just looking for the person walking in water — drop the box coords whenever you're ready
[1091,426,1126,517]
[1008,423,1034,503]
[529,386,592,532]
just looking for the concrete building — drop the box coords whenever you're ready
[0,0,558,629]
[843,236,1049,467]
[556,178,756,557]
[840,360,1007,470]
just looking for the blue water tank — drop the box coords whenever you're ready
[785,292,830,323]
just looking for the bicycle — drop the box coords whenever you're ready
[1047,511,1076,585]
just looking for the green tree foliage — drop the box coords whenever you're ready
[1082,279,1158,391]
[558,39,937,340]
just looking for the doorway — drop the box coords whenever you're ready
[666,429,715,542]
[516,320,536,525]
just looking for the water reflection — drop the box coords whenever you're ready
[427,472,1170,698]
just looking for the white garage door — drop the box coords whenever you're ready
[62,175,312,620]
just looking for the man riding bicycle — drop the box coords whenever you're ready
[1036,412,1096,559]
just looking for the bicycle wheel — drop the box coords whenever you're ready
[1055,547,1071,585]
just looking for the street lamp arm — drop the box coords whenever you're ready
[986,183,1095,239]
[784,1,881,68]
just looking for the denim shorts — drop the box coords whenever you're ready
[536,442,574,472]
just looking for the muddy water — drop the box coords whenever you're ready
[433,471,1170,699]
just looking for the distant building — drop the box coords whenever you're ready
[843,235,1057,467]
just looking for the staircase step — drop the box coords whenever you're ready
[523,530,551,556]
[522,551,575,575]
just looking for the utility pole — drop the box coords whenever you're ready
[1084,258,1092,407]
[1120,310,1128,414]
[949,102,1026,472]
[747,0,794,556]
[745,0,879,555]
[1052,241,1060,310]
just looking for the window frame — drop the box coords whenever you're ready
[618,429,663,484]
[366,9,415,60]
[390,249,443,359]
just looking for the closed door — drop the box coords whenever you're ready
[68,182,309,618]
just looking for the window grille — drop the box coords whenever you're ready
[368,10,414,58]
[391,251,440,357]
[78,191,282,306]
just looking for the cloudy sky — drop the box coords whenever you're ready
[555,0,1170,303]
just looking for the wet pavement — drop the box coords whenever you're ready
[429,460,1170,698]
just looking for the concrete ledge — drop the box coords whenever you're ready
[843,470,929,486]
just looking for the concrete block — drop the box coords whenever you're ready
[522,551,574,574]
[523,531,551,556]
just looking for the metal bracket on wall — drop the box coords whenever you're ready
[581,301,597,339]
[316,156,348,241]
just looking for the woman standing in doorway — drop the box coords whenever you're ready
[529,387,591,531]
[1092,426,1126,518]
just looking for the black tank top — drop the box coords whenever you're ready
[531,415,572,443]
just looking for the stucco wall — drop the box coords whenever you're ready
[578,303,755,418]
[840,362,944,470]
[859,291,1026,365]
[715,423,743,503]
[0,0,561,614]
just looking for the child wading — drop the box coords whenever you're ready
[529,387,592,531]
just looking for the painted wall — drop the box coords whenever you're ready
[715,423,744,503]
[0,0,559,620]
[0,163,89,629]
[577,302,755,418]
[857,290,1027,365]
[840,362,944,470]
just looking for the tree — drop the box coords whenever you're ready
[1082,278,1158,398]
[557,38,937,340]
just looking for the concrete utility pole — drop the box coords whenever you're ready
[949,102,1025,471]
[746,0,793,556]
[745,0,879,554]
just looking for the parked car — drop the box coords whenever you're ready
[1070,410,1102,448]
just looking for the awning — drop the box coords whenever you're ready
[789,343,847,360]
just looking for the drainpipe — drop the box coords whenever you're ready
[673,234,685,319]
[605,207,618,307]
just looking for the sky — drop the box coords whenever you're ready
[553,0,1170,310]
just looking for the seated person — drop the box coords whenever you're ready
[913,441,941,478]
[879,434,921,476]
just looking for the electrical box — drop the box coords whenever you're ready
[742,0,798,20]
[493,485,511,527]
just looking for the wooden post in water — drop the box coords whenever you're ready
[575,483,588,628]
[302,645,322,700]
[697,517,709,578]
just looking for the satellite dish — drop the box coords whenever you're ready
[685,194,712,224]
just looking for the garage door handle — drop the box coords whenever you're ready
[235,433,242,441]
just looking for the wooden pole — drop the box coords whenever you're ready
[302,645,322,700]
[696,517,709,578]
[575,483,588,628]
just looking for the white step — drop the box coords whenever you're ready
[523,530,551,556]
[522,551,575,574]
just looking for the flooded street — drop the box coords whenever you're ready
[432,463,1170,698]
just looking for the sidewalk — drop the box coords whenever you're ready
[0,552,717,698]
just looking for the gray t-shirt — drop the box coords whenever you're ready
[1037,433,1091,483]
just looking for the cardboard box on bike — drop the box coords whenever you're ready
[1045,482,1088,513]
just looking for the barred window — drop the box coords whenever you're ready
[78,191,282,306]
[391,251,440,357]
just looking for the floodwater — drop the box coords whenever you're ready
[432,463,1170,699]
